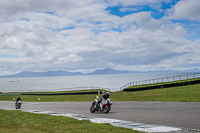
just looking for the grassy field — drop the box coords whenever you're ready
[0,109,143,133]
[1,81,199,133]
[112,84,200,102]
[1,83,200,102]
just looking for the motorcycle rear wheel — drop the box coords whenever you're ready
[15,103,18,109]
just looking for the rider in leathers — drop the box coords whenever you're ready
[97,92,110,108]
[16,96,22,104]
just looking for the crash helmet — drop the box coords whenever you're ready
[105,92,110,97]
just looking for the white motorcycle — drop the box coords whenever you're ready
[15,100,22,109]
[90,96,113,113]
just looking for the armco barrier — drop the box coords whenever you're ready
[22,91,103,95]
[123,79,200,92]
[0,93,21,96]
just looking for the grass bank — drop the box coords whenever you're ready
[1,83,200,102]
[112,84,200,102]
[0,109,143,133]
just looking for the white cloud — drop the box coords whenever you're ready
[167,0,200,21]
[54,54,82,64]
[119,7,140,12]
[106,0,171,7]
[0,0,200,75]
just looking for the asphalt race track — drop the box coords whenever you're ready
[0,101,200,130]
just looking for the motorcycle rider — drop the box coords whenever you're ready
[97,92,110,108]
[16,96,22,104]
[102,92,110,100]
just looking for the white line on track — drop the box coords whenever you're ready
[23,110,182,133]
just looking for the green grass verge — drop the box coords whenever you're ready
[0,109,143,133]
[1,84,200,102]
[112,84,200,102]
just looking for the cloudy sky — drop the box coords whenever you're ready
[0,0,200,75]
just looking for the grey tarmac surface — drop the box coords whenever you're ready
[0,101,200,131]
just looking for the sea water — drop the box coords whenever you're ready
[0,72,196,92]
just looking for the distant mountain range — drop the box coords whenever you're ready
[0,68,133,78]
[0,68,200,78]
[85,68,133,75]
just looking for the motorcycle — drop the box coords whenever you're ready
[15,100,22,109]
[90,96,113,113]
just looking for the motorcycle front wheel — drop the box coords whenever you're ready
[103,106,111,113]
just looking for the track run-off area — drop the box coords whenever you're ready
[0,101,200,132]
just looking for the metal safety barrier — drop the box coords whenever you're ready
[0,93,21,96]
[120,73,200,91]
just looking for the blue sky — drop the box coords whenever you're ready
[106,1,177,18]
[0,0,200,75]
[107,1,180,16]
[0,55,21,58]
[107,0,199,41]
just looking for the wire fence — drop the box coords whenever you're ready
[120,73,200,91]
[53,86,110,92]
